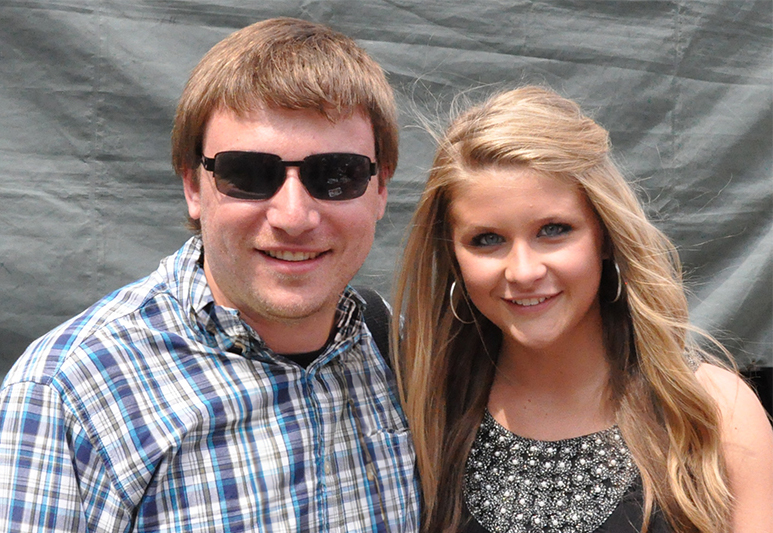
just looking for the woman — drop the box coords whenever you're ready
[392,86,773,532]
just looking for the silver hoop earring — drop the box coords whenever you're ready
[450,281,474,324]
[611,261,623,303]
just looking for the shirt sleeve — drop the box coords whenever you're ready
[0,380,88,532]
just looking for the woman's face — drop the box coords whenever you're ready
[450,166,606,355]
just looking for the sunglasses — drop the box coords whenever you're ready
[200,151,378,201]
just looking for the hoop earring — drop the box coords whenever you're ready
[611,261,623,303]
[450,281,474,324]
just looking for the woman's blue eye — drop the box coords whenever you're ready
[472,233,504,247]
[539,223,571,237]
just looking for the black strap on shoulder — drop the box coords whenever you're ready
[355,286,392,369]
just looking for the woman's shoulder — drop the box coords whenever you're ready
[695,362,773,532]
[694,363,771,449]
[694,363,767,420]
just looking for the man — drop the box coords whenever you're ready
[0,18,419,532]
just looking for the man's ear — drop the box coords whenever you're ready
[376,179,388,221]
[182,168,202,221]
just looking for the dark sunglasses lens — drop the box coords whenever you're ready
[213,152,284,200]
[301,154,373,200]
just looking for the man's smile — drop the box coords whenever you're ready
[262,249,325,262]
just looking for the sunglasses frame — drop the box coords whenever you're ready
[200,151,378,201]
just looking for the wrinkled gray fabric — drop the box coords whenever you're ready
[1,1,770,373]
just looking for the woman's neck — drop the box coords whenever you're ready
[488,318,615,441]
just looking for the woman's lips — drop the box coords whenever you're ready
[506,294,555,307]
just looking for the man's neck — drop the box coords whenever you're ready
[246,309,338,354]
[280,345,328,369]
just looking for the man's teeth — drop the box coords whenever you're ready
[265,250,320,261]
[513,297,547,306]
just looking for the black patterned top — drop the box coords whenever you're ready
[462,410,671,533]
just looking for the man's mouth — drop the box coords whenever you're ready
[264,250,323,262]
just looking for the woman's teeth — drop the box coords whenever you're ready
[513,297,548,307]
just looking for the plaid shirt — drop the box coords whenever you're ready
[0,236,419,532]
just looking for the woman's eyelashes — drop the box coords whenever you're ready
[471,232,505,247]
[538,222,572,238]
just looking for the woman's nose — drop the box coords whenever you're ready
[504,243,547,287]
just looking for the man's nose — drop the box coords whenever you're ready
[265,168,321,235]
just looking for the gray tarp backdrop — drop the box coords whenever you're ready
[1,2,771,380]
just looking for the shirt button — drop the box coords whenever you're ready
[325,462,332,475]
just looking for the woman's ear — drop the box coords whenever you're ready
[602,232,614,261]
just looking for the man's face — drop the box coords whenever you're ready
[183,107,387,353]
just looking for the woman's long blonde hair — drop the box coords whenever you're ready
[392,86,732,532]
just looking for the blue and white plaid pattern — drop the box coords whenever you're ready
[0,236,419,532]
